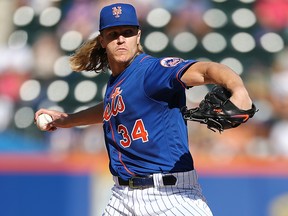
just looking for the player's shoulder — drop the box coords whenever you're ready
[136,53,157,64]
[137,54,196,70]
[137,54,183,66]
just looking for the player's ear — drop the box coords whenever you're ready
[99,34,106,48]
[137,29,141,45]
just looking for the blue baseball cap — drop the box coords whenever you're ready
[99,3,140,31]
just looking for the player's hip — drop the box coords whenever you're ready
[113,169,199,189]
[104,170,213,216]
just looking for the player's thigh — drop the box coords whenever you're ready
[102,187,132,216]
[102,200,133,216]
[157,185,213,216]
[160,197,213,216]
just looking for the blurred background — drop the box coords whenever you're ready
[0,0,288,215]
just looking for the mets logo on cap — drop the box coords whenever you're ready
[99,3,140,31]
[112,6,122,18]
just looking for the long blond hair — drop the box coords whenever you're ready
[70,34,144,73]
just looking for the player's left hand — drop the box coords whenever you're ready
[182,85,258,133]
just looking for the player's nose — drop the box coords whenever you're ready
[117,35,126,43]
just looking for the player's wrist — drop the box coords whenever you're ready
[229,87,252,110]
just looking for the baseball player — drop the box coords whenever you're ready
[35,3,253,215]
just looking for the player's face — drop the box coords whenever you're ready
[100,26,141,68]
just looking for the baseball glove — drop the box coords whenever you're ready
[182,85,257,133]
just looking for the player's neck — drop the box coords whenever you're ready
[109,62,128,76]
[109,52,140,76]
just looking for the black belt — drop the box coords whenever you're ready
[117,174,177,189]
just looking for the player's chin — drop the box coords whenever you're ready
[115,55,132,64]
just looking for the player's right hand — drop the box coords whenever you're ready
[34,109,69,132]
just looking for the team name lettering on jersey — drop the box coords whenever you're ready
[104,86,149,147]
[104,87,125,121]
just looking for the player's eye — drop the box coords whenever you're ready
[108,31,119,39]
[104,27,138,40]
[122,29,135,37]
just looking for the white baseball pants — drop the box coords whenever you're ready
[102,170,213,216]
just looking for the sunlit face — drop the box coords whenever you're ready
[100,26,141,67]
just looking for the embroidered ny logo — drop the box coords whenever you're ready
[112,6,122,18]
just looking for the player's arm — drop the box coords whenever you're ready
[181,61,252,110]
[35,101,104,131]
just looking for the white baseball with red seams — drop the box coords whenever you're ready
[36,113,53,131]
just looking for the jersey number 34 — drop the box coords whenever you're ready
[117,119,149,148]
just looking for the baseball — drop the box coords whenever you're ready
[36,113,53,131]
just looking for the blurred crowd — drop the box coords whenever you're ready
[0,0,288,159]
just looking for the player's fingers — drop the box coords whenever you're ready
[47,126,57,132]
[34,109,51,122]
[46,114,70,129]
[45,122,58,132]
[35,109,65,124]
